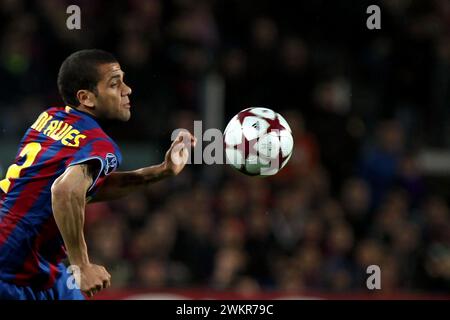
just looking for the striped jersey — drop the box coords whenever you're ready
[0,106,122,289]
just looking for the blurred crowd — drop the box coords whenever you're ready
[85,115,450,294]
[0,0,449,294]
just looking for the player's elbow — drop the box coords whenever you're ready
[51,180,69,202]
[51,179,81,203]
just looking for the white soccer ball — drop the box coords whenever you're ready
[224,107,294,176]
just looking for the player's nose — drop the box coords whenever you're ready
[123,83,132,96]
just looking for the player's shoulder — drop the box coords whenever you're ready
[62,106,112,141]
[43,106,61,113]
[63,107,121,153]
[37,106,65,117]
[38,105,82,123]
[30,105,117,150]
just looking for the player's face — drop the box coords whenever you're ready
[94,63,132,121]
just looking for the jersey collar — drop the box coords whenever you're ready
[65,106,99,122]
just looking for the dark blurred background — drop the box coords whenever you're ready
[0,0,449,296]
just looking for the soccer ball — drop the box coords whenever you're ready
[223,107,294,176]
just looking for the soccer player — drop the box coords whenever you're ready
[0,49,196,300]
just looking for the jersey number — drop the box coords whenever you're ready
[0,142,42,194]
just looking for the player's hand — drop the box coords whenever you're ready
[78,263,111,298]
[164,130,197,176]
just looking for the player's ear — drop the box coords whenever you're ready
[77,90,96,108]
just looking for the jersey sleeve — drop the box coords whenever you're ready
[67,138,122,196]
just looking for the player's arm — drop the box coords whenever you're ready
[91,130,196,202]
[51,162,111,297]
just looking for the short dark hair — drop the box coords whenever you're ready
[57,49,118,107]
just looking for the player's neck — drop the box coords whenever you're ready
[74,105,98,119]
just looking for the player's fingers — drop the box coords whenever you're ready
[86,288,96,297]
[100,266,111,279]
[169,144,185,166]
[96,286,103,294]
[179,151,187,163]
[103,272,111,289]
[88,285,101,297]
[171,132,194,155]
[175,130,187,141]
[176,131,193,145]
[179,145,189,159]
[103,278,111,289]
[171,137,185,151]
[186,132,195,146]
[169,134,182,149]
[172,142,184,155]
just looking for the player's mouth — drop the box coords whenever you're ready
[121,102,131,109]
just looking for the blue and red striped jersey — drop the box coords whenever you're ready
[0,106,122,289]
